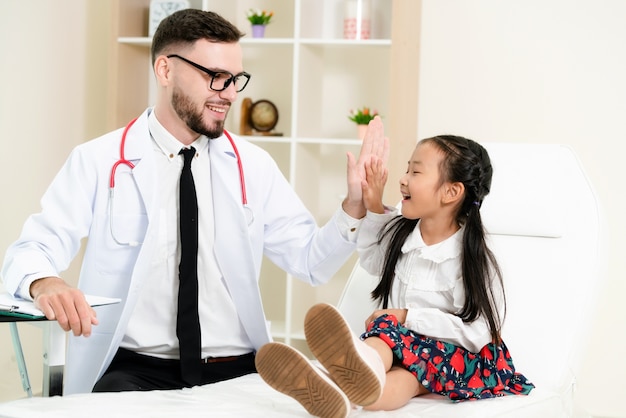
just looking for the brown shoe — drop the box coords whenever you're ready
[304,303,385,407]
[255,342,350,418]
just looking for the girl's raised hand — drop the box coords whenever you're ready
[362,156,387,214]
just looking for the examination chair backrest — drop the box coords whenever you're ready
[337,142,605,414]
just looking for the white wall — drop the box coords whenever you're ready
[0,0,110,401]
[416,1,626,416]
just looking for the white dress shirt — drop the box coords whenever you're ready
[121,111,253,359]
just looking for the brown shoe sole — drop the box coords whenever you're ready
[305,303,382,406]
[255,342,350,418]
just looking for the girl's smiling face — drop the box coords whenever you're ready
[399,141,447,220]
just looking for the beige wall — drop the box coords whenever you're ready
[415,1,626,417]
[0,0,110,400]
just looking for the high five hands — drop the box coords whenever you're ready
[343,116,389,218]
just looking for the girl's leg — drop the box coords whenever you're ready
[363,335,394,372]
[364,366,429,411]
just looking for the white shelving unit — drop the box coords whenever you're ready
[110,0,393,352]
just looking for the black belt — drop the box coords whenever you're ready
[201,352,254,364]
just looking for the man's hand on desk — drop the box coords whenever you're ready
[30,276,99,337]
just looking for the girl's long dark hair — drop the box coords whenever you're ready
[371,135,505,343]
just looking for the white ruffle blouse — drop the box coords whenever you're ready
[357,210,503,353]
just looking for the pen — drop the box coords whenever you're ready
[0,303,19,312]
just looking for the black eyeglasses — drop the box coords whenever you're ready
[167,54,251,93]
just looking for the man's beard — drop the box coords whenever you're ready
[172,87,227,139]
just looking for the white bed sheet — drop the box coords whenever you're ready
[0,373,567,418]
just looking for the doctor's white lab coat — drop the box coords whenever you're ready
[1,108,357,394]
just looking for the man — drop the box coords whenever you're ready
[1,9,388,394]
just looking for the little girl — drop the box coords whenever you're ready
[256,135,534,417]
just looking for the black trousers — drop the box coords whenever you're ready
[92,348,256,392]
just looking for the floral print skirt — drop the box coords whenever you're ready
[361,314,535,401]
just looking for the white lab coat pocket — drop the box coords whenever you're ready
[92,211,146,276]
[107,169,148,247]
[92,168,148,275]
[109,213,148,247]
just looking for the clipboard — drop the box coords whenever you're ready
[0,292,121,320]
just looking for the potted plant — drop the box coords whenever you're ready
[348,107,379,139]
[247,9,274,38]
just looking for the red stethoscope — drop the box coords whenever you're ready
[109,117,251,246]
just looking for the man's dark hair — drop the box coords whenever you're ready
[151,9,244,64]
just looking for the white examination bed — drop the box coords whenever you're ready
[0,143,605,418]
[0,372,567,418]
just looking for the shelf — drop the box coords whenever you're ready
[266,320,305,341]
[119,37,391,46]
[246,136,364,145]
[245,135,293,144]
[240,38,295,45]
[118,36,151,46]
[295,137,364,145]
[299,38,391,46]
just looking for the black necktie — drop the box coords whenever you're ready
[177,147,201,385]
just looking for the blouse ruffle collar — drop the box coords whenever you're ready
[400,220,464,263]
